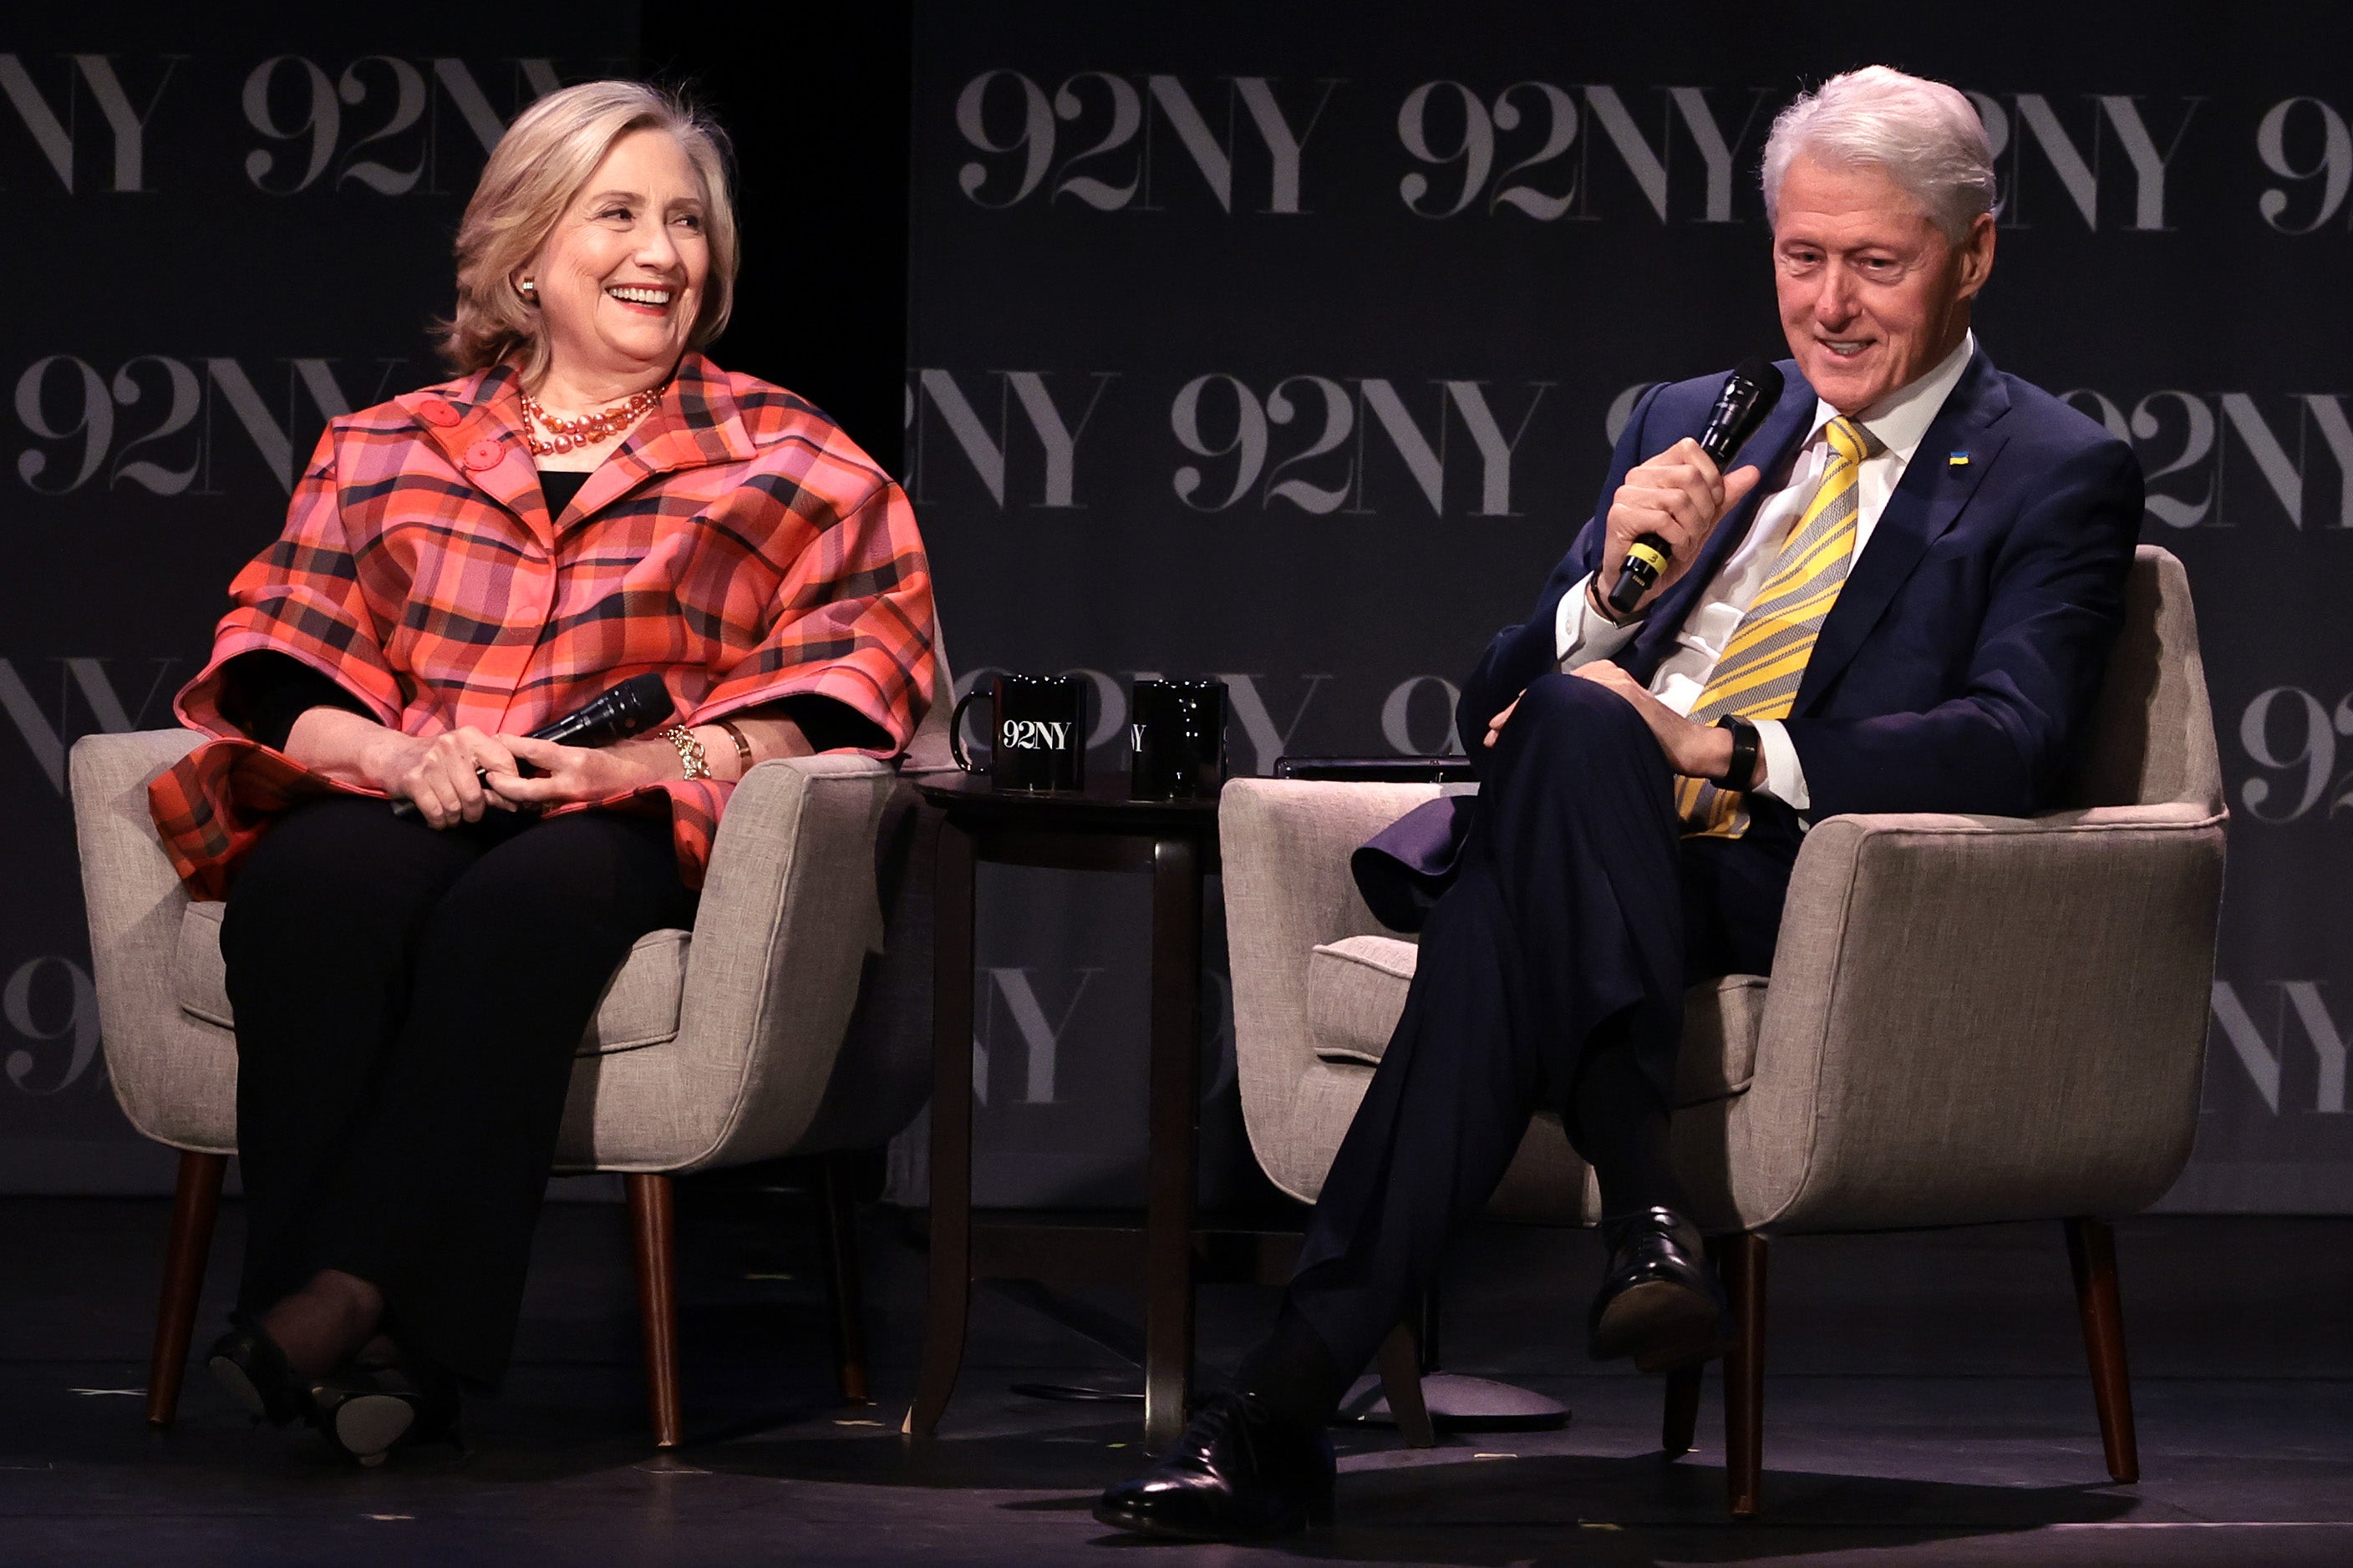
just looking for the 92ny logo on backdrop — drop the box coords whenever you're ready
[12,356,410,497]
[949,71,2353,234]
[2062,389,2353,531]
[0,52,576,196]
[906,368,1553,518]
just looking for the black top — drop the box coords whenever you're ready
[216,652,373,750]
[538,467,592,518]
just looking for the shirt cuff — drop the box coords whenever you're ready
[1554,572,1643,670]
[1752,719,1808,809]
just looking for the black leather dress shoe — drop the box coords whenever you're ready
[1093,1391,1336,1540]
[206,1317,312,1428]
[1587,1206,1732,1373]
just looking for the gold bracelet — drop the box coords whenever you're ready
[663,723,712,781]
[715,718,755,774]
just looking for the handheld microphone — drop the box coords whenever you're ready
[1606,357,1786,617]
[524,672,676,748]
[389,673,677,820]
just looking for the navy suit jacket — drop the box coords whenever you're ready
[1354,348,2144,929]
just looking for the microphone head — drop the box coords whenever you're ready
[1730,357,1784,400]
[1699,357,1786,466]
[603,673,675,734]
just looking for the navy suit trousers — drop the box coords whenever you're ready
[1285,673,1801,1376]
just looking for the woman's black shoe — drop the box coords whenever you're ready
[1093,1391,1336,1540]
[1587,1205,1733,1373]
[309,1352,461,1467]
[206,1317,313,1428]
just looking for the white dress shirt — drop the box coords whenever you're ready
[1553,331,1977,814]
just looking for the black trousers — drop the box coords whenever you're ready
[218,796,699,1387]
[1285,673,1802,1377]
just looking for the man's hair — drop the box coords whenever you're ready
[436,80,738,380]
[1761,67,1996,242]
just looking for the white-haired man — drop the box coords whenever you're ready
[1096,65,2144,1540]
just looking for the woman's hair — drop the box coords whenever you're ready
[436,80,738,381]
[1761,67,1997,242]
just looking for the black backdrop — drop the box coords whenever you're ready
[7,3,2351,1214]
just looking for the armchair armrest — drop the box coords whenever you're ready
[628,753,900,1171]
[1219,776,1444,1190]
[1730,802,2228,1233]
[68,729,234,1152]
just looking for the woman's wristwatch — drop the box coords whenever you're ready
[1714,715,1760,791]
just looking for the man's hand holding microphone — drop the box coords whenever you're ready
[1590,436,1763,623]
[1485,358,1785,787]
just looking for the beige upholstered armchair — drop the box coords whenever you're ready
[69,672,954,1448]
[1220,545,2225,1515]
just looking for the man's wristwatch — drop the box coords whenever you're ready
[1714,715,1760,791]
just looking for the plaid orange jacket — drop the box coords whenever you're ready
[150,353,937,900]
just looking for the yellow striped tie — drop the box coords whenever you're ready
[1676,416,1883,839]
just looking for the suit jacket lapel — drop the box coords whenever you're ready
[1625,363,1815,686]
[1793,348,2013,714]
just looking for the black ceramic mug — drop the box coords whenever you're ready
[1129,678,1227,800]
[951,673,1087,791]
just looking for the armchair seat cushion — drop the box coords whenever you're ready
[1304,935,1765,1105]
[173,901,690,1056]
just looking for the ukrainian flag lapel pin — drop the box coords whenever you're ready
[1948,450,1970,468]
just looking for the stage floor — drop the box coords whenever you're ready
[3,1190,2348,1565]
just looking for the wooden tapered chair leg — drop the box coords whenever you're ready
[1373,1323,1437,1449]
[1720,1232,1767,1517]
[1662,1361,1703,1457]
[626,1173,684,1449]
[2065,1216,2140,1484]
[816,1152,872,1405]
[148,1150,227,1428]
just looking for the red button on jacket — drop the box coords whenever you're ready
[417,399,460,428]
[464,439,504,471]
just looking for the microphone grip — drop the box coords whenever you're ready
[1607,534,1671,617]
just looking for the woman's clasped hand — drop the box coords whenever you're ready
[281,709,698,830]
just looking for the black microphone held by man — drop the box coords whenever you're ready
[1604,357,1786,617]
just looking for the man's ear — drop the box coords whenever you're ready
[1954,211,1996,302]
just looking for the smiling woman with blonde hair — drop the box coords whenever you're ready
[149,79,936,1462]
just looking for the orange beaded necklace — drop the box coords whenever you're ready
[520,381,666,458]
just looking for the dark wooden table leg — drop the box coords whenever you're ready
[148,1149,226,1428]
[1662,1362,1703,1458]
[1141,834,1202,1454]
[907,819,978,1440]
[2066,1216,2141,1484]
[1721,1232,1768,1517]
[1415,1281,1444,1373]
[1374,1325,1437,1449]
